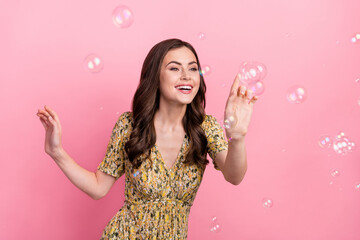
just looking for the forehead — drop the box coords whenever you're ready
[162,47,197,64]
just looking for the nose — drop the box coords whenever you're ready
[180,70,191,80]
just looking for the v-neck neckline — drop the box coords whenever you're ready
[155,134,187,171]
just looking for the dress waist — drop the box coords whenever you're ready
[124,198,192,210]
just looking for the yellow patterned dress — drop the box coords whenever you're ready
[98,111,228,240]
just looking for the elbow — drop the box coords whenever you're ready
[228,178,243,186]
[92,195,102,200]
[226,171,247,186]
[90,191,105,200]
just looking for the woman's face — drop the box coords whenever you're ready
[159,46,200,106]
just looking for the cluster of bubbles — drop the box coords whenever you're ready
[238,61,267,97]
[83,5,135,74]
[220,62,268,140]
[209,216,221,233]
[351,33,360,44]
[318,132,356,155]
[286,85,307,104]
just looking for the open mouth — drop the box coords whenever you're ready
[175,85,193,94]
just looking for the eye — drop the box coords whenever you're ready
[190,68,198,71]
[170,67,179,71]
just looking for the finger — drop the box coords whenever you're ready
[245,89,254,100]
[230,73,242,96]
[237,85,246,97]
[44,105,59,122]
[37,114,49,129]
[40,117,49,130]
[249,96,258,104]
[38,109,51,118]
[37,112,55,126]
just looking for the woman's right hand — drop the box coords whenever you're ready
[36,105,64,157]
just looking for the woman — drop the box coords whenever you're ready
[36,38,258,239]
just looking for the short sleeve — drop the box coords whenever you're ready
[202,115,228,170]
[97,112,130,180]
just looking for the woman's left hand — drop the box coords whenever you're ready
[224,73,258,141]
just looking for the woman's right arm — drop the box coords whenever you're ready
[37,105,116,200]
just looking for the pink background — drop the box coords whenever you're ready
[1,0,360,239]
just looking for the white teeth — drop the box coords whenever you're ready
[176,86,192,90]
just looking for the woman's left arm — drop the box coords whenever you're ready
[216,73,258,185]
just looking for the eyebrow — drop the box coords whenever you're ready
[166,61,198,67]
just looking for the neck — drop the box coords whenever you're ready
[154,102,187,133]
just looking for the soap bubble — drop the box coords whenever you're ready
[83,54,104,73]
[331,170,340,177]
[198,32,205,40]
[262,198,273,208]
[247,80,265,96]
[318,135,332,148]
[332,132,356,155]
[112,5,134,28]
[351,32,360,44]
[286,85,307,103]
[223,115,236,129]
[355,183,360,190]
[209,216,221,233]
[200,65,211,76]
[132,169,140,177]
[238,61,262,84]
[256,62,267,79]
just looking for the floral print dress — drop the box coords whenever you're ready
[98,111,228,240]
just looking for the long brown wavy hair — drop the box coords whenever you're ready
[125,38,209,169]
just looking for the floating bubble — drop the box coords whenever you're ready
[262,198,273,208]
[256,62,267,79]
[333,132,356,155]
[355,183,360,190]
[223,115,236,129]
[83,53,104,73]
[286,85,307,104]
[318,135,332,148]
[331,170,340,177]
[350,32,360,44]
[198,32,205,40]
[112,5,134,28]
[247,80,265,96]
[200,65,211,76]
[238,62,262,84]
[355,78,360,83]
[209,216,221,233]
[132,169,140,177]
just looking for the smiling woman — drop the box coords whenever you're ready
[37,38,256,240]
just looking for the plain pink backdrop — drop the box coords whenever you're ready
[1,0,360,239]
